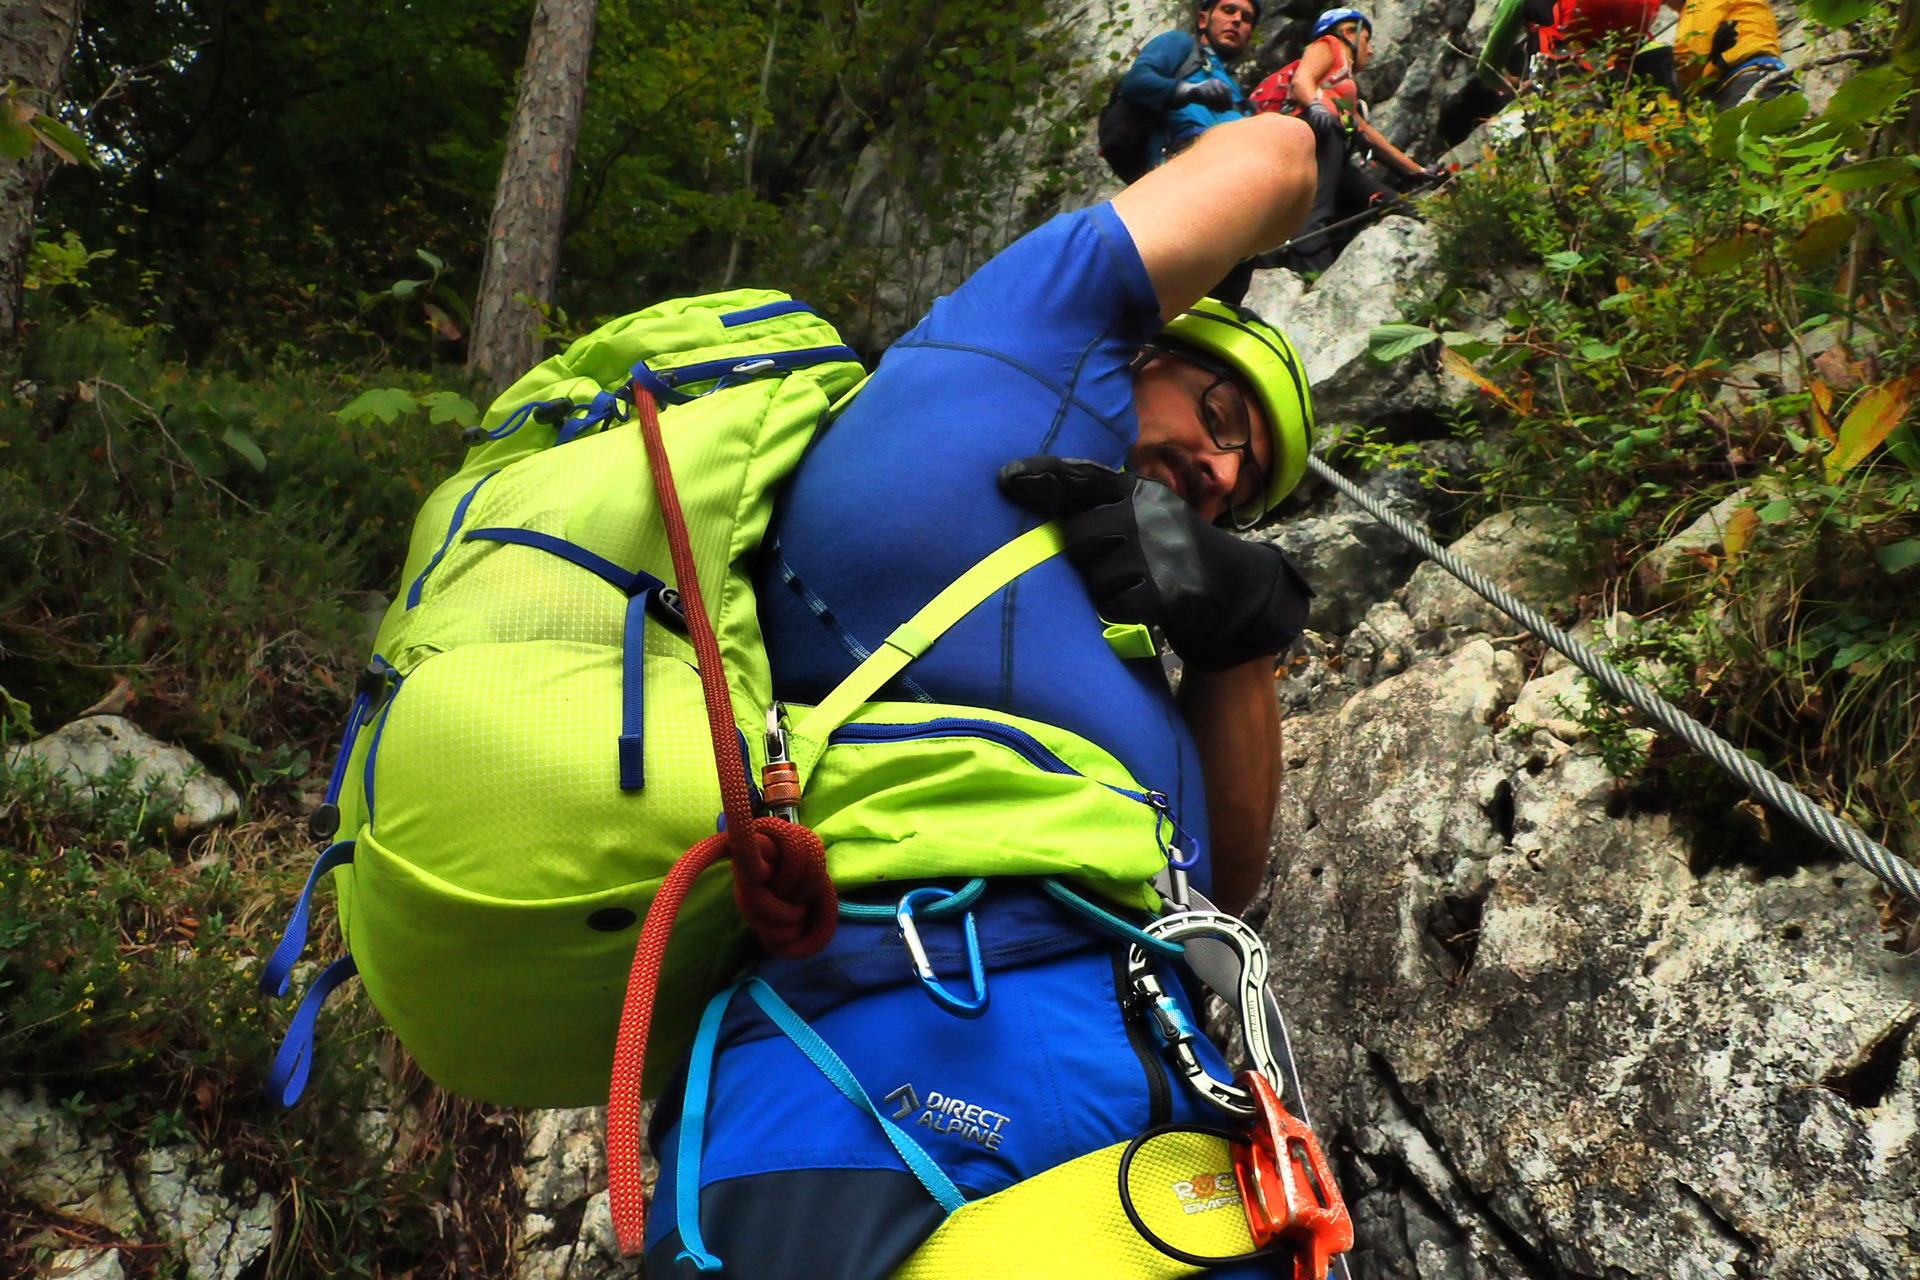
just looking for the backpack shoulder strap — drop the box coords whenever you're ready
[1176,34,1206,81]
[788,521,1068,772]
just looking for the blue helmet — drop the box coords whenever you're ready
[1312,7,1372,39]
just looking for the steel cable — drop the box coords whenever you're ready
[1305,455,1920,905]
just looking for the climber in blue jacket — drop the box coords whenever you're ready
[1120,0,1261,169]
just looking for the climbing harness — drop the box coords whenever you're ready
[1307,455,1920,907]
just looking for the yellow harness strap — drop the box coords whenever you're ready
[789,521,1067,775]
[889,1130,1258,1280]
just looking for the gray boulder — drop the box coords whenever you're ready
[1262,470,1432,636]
[134,1148,275,1280]
[0,1089,142,1236]
[41,1251,125,1280]
[515,1107,645,1280]
[7,715,239,832]
[1400,507,1577,638]
[1244,219,1443,429]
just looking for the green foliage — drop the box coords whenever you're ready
[1399,62,1920,860]
[0,316,464,771]
[41,0,1078,365]
[0,749,513,1278]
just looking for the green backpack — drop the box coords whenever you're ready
[262,291,1183,1110]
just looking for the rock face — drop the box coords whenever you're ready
[1,1090,273,1280]
[1244,219,1444,429]
[1250,510,1920,1280]
[516,1107,650,1280]
[7,715,239,832]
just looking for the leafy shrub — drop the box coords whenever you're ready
[0,315,466,786]
[0,747,518,1279]
[1375,55,1920,869]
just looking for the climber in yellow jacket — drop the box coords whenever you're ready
[1666,0,1796,109]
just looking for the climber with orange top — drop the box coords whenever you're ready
[1251,9,1442,274]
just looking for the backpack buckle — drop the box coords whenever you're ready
[1229,1071,1353,1280]
[761,703,801,822]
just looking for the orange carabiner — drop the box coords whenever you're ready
[1229,1071,1355,1280]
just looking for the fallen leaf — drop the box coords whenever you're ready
[1829,377,1917,477]
[1722,505,1759,562]
[1812,349,1865,396]
[1439,346,1516,409]
[1810,378,1838,443]
[80,675,136,717]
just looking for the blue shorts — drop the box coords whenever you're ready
[644,886,1285,1279]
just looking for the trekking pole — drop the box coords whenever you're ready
[1274,167,1460,256]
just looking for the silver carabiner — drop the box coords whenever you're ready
[1125,910,1282,1117]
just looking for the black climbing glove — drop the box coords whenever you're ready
[998,457,1314,673]
[1173,78,1237,111]
[1305,100,1343,132]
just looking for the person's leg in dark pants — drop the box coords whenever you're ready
[1280,110,1352,273]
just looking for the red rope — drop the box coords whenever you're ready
[606,385,837,1257]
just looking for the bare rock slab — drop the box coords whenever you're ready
[0,1089,142,1236]
[134,1147,274,1280]
[7,715,239,832]
[1264,632,1920,1279]
[1244,219,1443,430]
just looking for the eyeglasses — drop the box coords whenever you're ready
[1135,342,1270,530]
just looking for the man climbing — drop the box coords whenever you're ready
[1118,0,1261,170]
[1474,0,1663,90]
[1665,0,1794,108]
[643,109,1323,1280]
[1251,8,1441,274]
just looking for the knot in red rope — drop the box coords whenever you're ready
[729,816,837,958]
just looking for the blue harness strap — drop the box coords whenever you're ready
[671,978,966,1268]
[260,841,358,997]
[464,527,668,791]
[407,472,500,608]
[632,344,862,408]
[264,954,360,1106]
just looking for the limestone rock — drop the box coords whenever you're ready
[1400,507,1576,638]
[133,1147,274,1280]
[0,1089,141,1236]
[7,716,239,832]
[1261,469,1432,635]
[41,1251,125,1280]
[1244,219,1443,429]
[1506,663,1593,741]
[1261,630,1920,1280]
[1637,489,1751,597]
[514,1107,645,1280]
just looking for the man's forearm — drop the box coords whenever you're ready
[1176,657,1281,914]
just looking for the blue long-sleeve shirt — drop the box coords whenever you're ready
[1118,31,1249,161]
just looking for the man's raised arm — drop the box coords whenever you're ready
[1110,112,1316,319]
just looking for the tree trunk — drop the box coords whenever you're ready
[466,0,600,397]
[0,0,84,358]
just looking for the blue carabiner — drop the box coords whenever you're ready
[895,886,989,1019]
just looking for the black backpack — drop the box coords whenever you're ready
[1097,37,1205,184]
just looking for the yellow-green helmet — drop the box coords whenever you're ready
[1158,298,1315,516]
